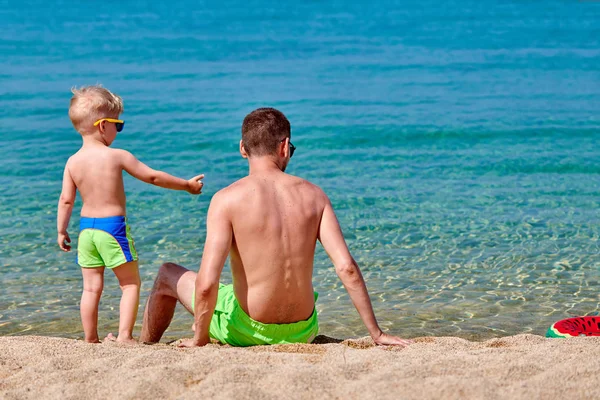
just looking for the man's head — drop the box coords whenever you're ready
[241,108,294,170]
[69,85,124,144]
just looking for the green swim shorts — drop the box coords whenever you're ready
[192,284,319,347]
[77,216,138,269]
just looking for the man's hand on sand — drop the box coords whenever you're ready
[57,231,71,252]
[373,332,413,347]
[187,174,204,195]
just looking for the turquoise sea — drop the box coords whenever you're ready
[1,1,599,341]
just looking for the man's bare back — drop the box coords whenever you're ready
[221,170,327,324]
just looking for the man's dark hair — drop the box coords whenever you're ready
[241,108,291,157]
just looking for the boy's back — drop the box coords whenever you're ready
[67,146,128,218]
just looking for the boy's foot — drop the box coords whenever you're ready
[104,332,137,345]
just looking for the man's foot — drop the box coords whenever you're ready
[104,332,137,344]
[84,338,101,344]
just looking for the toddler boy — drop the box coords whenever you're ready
[57,85,204,343]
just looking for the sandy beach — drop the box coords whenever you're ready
[1,334,599,399]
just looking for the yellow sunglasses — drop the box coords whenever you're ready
[94,118,125,132]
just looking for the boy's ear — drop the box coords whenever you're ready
[240,140,248,158]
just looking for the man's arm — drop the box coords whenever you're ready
[318,196,411,346]
[188,192,232,346]
[57,163,76,252]
[119,150,204,194]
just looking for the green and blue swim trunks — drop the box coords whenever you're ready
[193,284,319,347]
[77,216,138,269]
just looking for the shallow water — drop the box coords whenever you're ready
[1,0,600,341]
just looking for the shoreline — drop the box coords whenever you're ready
[2,334,600,399]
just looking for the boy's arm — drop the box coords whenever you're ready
[118,150,204,194]
[179,192,232,347]
[318,195,412,347]
[57,163,76,252]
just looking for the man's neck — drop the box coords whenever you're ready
[247,157,284,175]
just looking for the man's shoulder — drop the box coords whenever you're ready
[220,177,249,192]
[211,179,248,204]
[289,175,327,198]
[213,174,328,202]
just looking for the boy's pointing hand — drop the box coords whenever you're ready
[187,174,204,195]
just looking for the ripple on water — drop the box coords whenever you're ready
[2,0,600,340]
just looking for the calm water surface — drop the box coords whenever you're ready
[1,0,599,340]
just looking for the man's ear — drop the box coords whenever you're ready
[240,139,248,158]
[280,137,289,158]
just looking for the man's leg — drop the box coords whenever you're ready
[140,262,196,343]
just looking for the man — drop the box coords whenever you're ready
[140,108,411,347]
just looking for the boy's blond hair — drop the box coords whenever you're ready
[69,85,124,133]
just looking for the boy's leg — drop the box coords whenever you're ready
[80,267,105,343]
[140,262,196,343]
[110,260,141,343]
